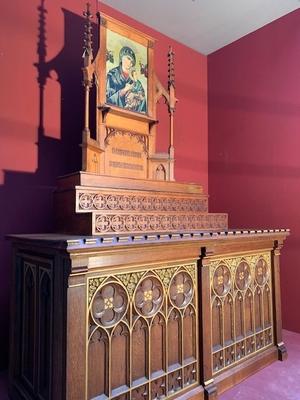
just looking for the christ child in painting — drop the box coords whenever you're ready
[106,46,146,113]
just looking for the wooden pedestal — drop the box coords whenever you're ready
[8,229,288,400]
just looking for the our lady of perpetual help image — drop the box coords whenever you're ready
[106,29,148,114]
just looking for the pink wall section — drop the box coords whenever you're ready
[0,1,208,369]
[208,10,300,333]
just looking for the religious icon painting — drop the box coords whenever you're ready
[106,29,148,114]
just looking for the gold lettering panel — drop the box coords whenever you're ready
[105,129,148,179]
[209,253,273,374]
[87,262,199,400]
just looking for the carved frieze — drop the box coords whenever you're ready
[78,191,208,213]
[93,213,228,234]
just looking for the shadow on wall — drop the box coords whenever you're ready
[0,1,90,370]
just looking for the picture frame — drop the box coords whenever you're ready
[96,13,155,119]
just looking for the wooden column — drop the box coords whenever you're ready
[66,273,87,400]
[271,240,288,361]
[199,247,218,400]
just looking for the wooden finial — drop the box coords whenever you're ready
[168,46,175,89]
[83,2,93,66]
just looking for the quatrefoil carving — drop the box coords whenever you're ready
[134,277,163,317]
[92,283,128,327]
[235,261,251,290]
[169,272,193,308]
[213,264,231,296]
[255,258,269,285]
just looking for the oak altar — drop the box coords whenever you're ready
[8,5,289,400]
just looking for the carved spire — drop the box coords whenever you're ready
[83,2,93,66]
[168,46,175,89]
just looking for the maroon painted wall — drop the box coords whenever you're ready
[208,10,300,333]
[0,1,208,369]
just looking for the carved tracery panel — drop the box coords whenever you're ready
[87,262,199,399]
[210,253,273,375]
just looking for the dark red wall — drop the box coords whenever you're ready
[0,1,208,369]
[208,10,300,333]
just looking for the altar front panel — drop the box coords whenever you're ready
[8,230,288,400]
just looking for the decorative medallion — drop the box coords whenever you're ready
[169,271,193,308]
[95,215,110,232]
[172,215,180,230]
[91,283,128,327]
[119,195,130,210]
[125,215,136,231]
[213,264,231,296]
[149,215,160,230]
[235,261,251,290]
[255,258,269,286]
[93,194,106,209]
[134,277,163,317]
[106,195,118,209]
[111,215,125,231]
[79,193,93,209]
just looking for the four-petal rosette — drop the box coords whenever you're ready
[134,277,164,317]
[213,264,231,296]
[255,258,269,286]
[235,261,251,290]
[91,283,128,327]
[169,272,193,308]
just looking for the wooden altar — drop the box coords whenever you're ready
[8,5,289,400]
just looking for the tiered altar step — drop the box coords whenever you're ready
[55,172,228,235]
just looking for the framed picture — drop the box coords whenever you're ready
[106,29,148,113]
[97,13,155,118]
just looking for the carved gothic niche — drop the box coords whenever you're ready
[22,264,36,385]
[132,318,148,384]
[245,288,254,335]
[263,284,272,327]
[156,163,166,180]
[168,309,181,368]
[212,297,223,349]
[88,328,109,399]
[183,305,197,362]
[111,323,130,394]
[235,291,244,339]
[254,286,263,331]
[150,313,166,376]
[223,294,234,345]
